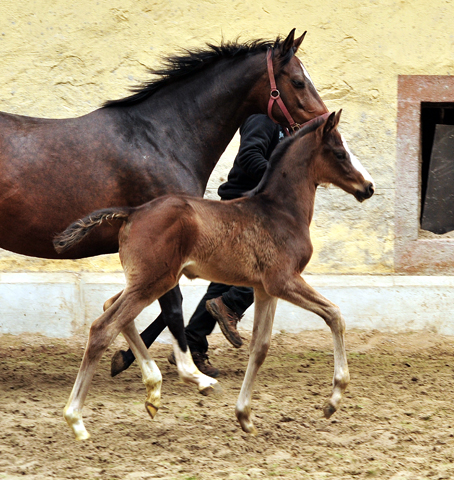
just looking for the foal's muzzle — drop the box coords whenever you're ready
[355,182,375,203]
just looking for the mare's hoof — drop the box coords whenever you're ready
[111,350,129,377]
[199,381,222,397]
[323,402,337,419]
[145,401,159,419]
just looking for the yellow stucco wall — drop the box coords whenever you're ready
[0,0,453,274]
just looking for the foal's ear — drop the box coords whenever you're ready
[280,29,296,57]
[293,31,307,53]
[323,110,342,136]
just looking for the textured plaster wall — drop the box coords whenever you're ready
[0,0,453,275]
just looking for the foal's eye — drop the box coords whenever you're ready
[335,151,347,161]
[291,79,305,88]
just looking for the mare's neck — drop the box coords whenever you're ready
[126,53,268,193]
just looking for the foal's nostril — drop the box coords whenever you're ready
[367,182,375,197]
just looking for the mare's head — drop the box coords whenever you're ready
[307,111,375,202]
[267,29,328,127]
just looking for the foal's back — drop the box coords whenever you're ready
[120,195,289,290]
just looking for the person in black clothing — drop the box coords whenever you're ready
[169,114,286,377]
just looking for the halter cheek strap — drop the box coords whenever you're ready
[266,48,301,135]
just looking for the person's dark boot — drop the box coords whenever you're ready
[168,351,220,378]
[206,296,243,348]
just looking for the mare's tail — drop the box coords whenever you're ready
[53,207,131,254]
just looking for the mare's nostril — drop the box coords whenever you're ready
[367,183,375,197]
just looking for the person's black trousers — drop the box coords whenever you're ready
[185,282,254,353]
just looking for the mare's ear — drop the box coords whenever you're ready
[279,29,296,57]
[293,31,307,53]
[323,110,341,137]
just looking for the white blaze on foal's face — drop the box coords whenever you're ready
[296,58,374,189]
[341,134,375,188]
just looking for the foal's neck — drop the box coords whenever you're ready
[258,143,318,227]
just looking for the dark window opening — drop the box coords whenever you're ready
[420,103,454,234]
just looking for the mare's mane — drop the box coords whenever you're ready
[103,37,295,108]
[246,115,328,197]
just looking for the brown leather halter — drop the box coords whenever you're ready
[266,48,303,135]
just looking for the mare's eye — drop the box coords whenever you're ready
[291,79,305,88]
[335,151,347,161]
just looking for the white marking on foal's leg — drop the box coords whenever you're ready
[63,401,90,441]
[121,323,163,419]
[341,134,375,187]
[63,356,100,440]
[323,309,350,419]
[235,292,277,435]
[171,338,221,396]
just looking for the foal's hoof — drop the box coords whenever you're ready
[111,350,130,377]
[236,408,257,435]
[323,402,337,419]
[145,401,159,419]
[64,408,91,441]
[75,429,91,441]
[241,423,257,436]
[238,419,258,436]
[199,381,222,397]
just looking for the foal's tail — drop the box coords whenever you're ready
[53,207,131,254]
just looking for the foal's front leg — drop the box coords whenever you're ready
[64,293,147,440]
[272,275,350,418]
[235,288,277,434]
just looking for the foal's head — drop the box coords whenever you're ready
[310,111,375,202]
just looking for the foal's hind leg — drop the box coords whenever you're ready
[64,291,148,440]
[110,286,181,377]
[103,290,122,311]
[120,322,163,419]
[269,275,350,418]
[235,288,277,434]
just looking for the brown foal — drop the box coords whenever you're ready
[55,111,375,440]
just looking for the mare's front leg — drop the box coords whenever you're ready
[170,336,221,396]
[110,286,182,376]
[163,290,221,396]
[64,291,147,440]
[270,275,350,418]
[235,288,277,434]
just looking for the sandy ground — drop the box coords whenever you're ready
[1,329,454,480]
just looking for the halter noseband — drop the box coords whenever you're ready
[266,48,303,136]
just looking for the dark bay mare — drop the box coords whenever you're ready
[0,29,327,359]
[54,111,375,440]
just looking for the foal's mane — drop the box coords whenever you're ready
[246,114,328,197]
[103,37,294,108]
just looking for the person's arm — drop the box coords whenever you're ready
[235,116,277,182]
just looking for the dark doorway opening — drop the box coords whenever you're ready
[420,103,454,233]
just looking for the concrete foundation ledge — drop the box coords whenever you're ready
[0,273,453,340]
